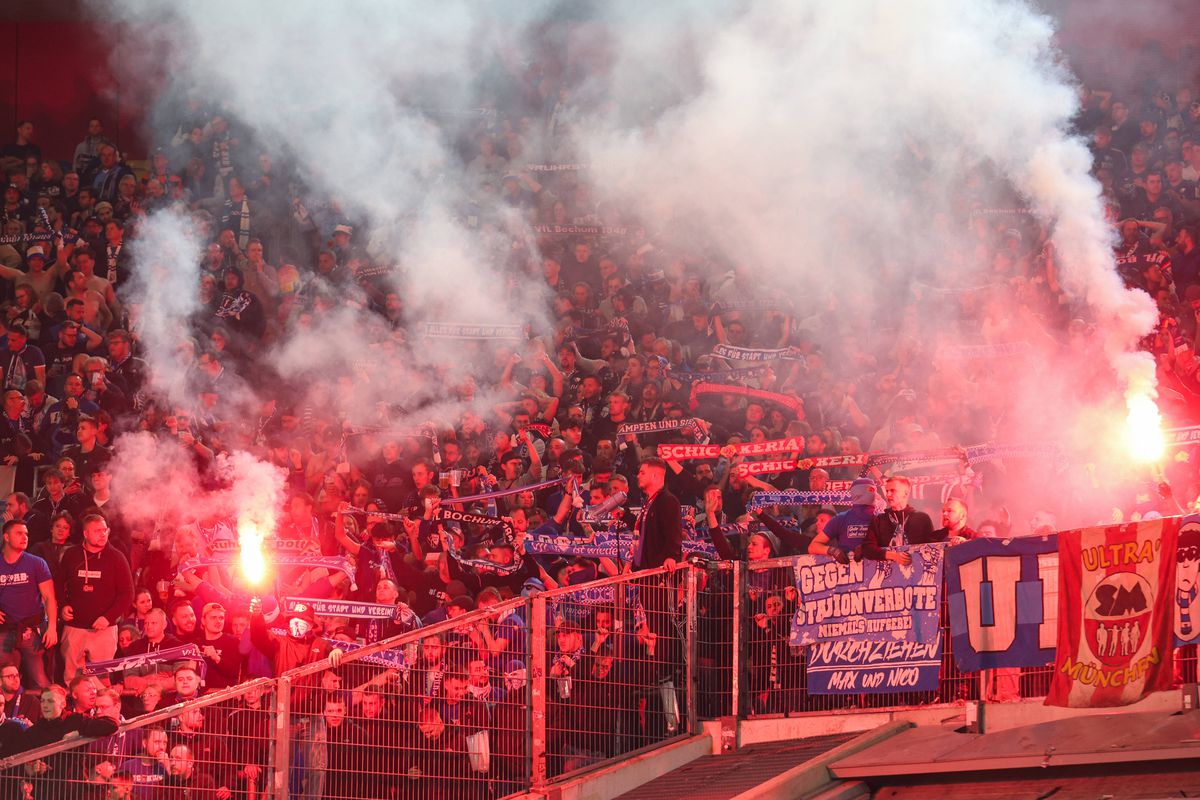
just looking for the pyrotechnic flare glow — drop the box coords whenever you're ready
[1125,392,1165,465]
[238,522,268,588]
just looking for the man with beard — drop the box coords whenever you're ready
[167,706,232,794]
[933,497,977,544]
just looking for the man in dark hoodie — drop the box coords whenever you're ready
[860,475,936,565]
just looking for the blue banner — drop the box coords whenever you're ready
[945,535,1058,671]
[788,545,943,648]
[806,634,943,694]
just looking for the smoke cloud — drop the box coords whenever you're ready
[93,0,1167,530]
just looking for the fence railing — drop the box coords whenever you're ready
[0,564,693,800]
[2,557,1195,799]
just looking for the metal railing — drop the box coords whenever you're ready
[0,564,696,800]
[2,557,1195,798]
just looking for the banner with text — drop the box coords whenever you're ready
[806,634,943,694]
[788,545,944,648]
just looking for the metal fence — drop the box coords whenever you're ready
[0,564,694,800]
[1,558,1195,799]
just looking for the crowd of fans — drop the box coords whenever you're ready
[0,39,1194,799]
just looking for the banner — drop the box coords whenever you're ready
[710,344,806,363]
[176,550,355,581]
[283,597,397,620]
[806,634,943,694]
[439,476,564,506]
[938,341,1031,360]
[689,383,804,416]
[670,366,770,384]
[746,490,852,511]
[963,442,1064,467]
[861,447,965,474]
[946,536,1058,671]
[436,507,514,541]
[324,637,409,672]
[617,418,705,438]
[423,323,525,340]
[523,519,718,560]
[531,224,628,237]
[789,546,943,647]
[1046,517,1179,708]
[84,644,206,677]
[1177,518,1200,647]
[1164,426,1200,447]
[658,436,804,461]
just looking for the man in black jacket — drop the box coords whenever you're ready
[860,476,936,564]
[56,513,133,681]
[631,458,682,572]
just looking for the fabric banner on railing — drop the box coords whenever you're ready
[1177,517,1200,647]
[283,597,398,620]
[806,633,943,695]
[1047,516,1179,708]
[84,644,206,677]
[946,535,1059,671]
[788,545,944,647]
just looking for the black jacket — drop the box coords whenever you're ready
[633,489,682,570]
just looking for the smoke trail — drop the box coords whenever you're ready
[571,0,1160,524]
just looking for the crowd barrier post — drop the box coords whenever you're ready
[530,592,549,791]
[731,560,746,721]
[685,565,699,735]
[271,672,291,800]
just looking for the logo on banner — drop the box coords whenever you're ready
[1085,572,1150,665]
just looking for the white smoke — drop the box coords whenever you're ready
[94,0,1166,529]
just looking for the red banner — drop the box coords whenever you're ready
[732,454,869,479]
[1046,517,1178,708]
[658,436,805,461]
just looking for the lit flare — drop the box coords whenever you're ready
[1124,392,1165,465]
[238,523,268,587]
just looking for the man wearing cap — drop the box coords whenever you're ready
[1,324,44,392]
[809,478,877,564]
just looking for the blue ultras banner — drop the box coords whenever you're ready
[806,633,943,694]
[788,544,944,648]
[945,535,1058,671]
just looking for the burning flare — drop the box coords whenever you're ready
[238,521,268,587]
[1125,392,1165,465]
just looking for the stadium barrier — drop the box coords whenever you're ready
[2,558,1195,799]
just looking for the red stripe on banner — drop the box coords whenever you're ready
[1047,518,1178,707]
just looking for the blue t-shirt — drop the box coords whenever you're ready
[823,505,875,550]
[0,552,52,622]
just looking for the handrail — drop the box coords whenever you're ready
[0,676,277,770]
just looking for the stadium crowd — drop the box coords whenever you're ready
[0,41,1196,800]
